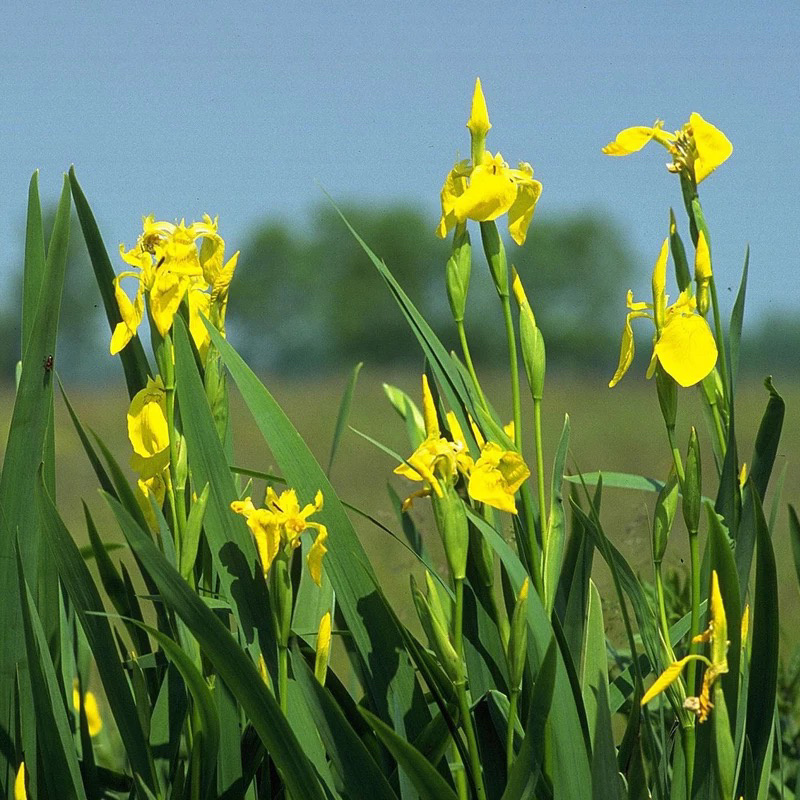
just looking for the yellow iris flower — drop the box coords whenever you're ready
[603,113,732,183]
[111,215,239,358]
[231,487,328,586]
[437,79,542,245]
[641,571,730,723]
[395,376,529,513]
[609,239,717,389]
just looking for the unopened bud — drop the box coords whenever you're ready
[507,578,529,691]
[480,221,509,298]
[411,575,462,683]
[683,427,702,533]
[669,209,691,292]
[433,485,469,581]
[467,78,491,165]
[652,470,679,563]
[655,368,677,429]
[446,224,472,323]
[513,269,546,401]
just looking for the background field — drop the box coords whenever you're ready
[3,369,796,650]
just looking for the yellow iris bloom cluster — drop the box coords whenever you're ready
[395,376,530,514]
[111,215,239,358]
[231,488,328,587]
[437,79,542,246]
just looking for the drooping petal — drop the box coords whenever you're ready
[602,124,668,156]
[507,165,543,246]
[247,509,282,576]
[688,112,732,183]
[127,377,169,459]
[150,270,190,336]
[609,312,637,388]
[436,163,469,239]
[640,654,706,706]
[654,309,717,387]
[188,286,212,360]
[110,279,144,354]
[307,526,328,587]
[651,238,669,322]
[467,442,530,513]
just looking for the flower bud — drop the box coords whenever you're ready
[270,554,293,645]
[468,522,495,589]
[432,485,469,581]
[480,221,509,298]
[314,612,332,685]
[694,230,712,316]
[506,578,529,691]
[669,209,691,292]
[655,367,677,429]
[513,269,546,401]
[683,427,702,533]
[467,77,491,166]
[446,224,472,323]
[652,470,679,563]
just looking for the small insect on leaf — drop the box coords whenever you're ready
[43,354,54,372]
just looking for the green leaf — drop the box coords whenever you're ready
[172,319,278,673]
[69,166,151,397]
[21,171,46,353]
[107,493,327,800]
[564,472,664,493]
[581,580,609,750]
[327,361,363,475]
[16,544,88,800]
[360,707,457,800]
[748,377,784,501]
[126,619,220,799]
[468,510,592,799]
[202,318,427,735]
[36,468,158,793]
[0,174,71,793]
[790,506,800,593]
[744,486,779,780]
[502,637,558,800]
[181,483,209,580]
[291,645,397,800]
[543,414,570,613]
[728,246,749,393]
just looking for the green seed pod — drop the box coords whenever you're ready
[683,427,702,533]
[506,578,530,691]
[669,209,691,293]
[479,220,509,298]
[652,470,679,563]
[446,224,472,324]
[432,485,469,581]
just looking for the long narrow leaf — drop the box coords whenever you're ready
[327,361,363,475]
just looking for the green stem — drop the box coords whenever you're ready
[457,320,488,412]
[163,337,187,556]
[665,425,686,485]
[279,645,289,716]
[506,689,519,774]
[653,564,675,660]
[533,398,548,551]
[500,294,523,453]
[708,275,730,407]
[520,485,544,598]
[453,743,468,800]
[683,723,696,798]
[454,578,487,800]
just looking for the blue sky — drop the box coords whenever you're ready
[2,1,798,328]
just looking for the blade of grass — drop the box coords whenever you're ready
[327,361,363,476]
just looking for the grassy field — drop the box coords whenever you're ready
[1,368,797,650]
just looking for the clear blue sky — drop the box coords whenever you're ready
[2,1,798,327]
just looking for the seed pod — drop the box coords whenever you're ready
[506,578,530,691]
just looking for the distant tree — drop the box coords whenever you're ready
[229,205,639,373]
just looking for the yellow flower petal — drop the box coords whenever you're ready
[688,112,732,183]
[127,377,169,459]
[149,270,190,336]
[654,306,718,387]
[307,526,328,587]
[188,286,212,360]
[436,163,469,239]
[507,167,542,246]
[651,238,669,318]
[421,374,440,438]
[609,312,636,389]
[73,684,103,737]
[247,509,282,577]
[452,153,518,224]
[468,442,530,513]
[602,124,662,156]
[640,654,704,706]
